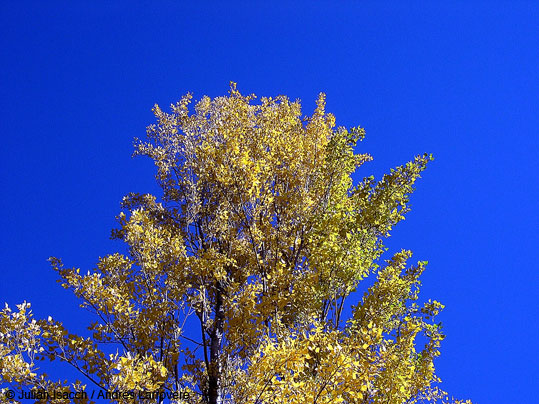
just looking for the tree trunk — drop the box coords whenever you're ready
[208,283,225,404]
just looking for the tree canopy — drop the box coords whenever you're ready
[1,83,470,404]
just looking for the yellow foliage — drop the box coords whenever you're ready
[0,84,470,404]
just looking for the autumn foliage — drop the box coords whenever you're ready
[1,84,470,403]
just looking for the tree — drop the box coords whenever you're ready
[1,83,471,404]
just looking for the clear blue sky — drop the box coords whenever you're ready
[1,1,537,402]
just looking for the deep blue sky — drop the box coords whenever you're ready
[1,2,537,402]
